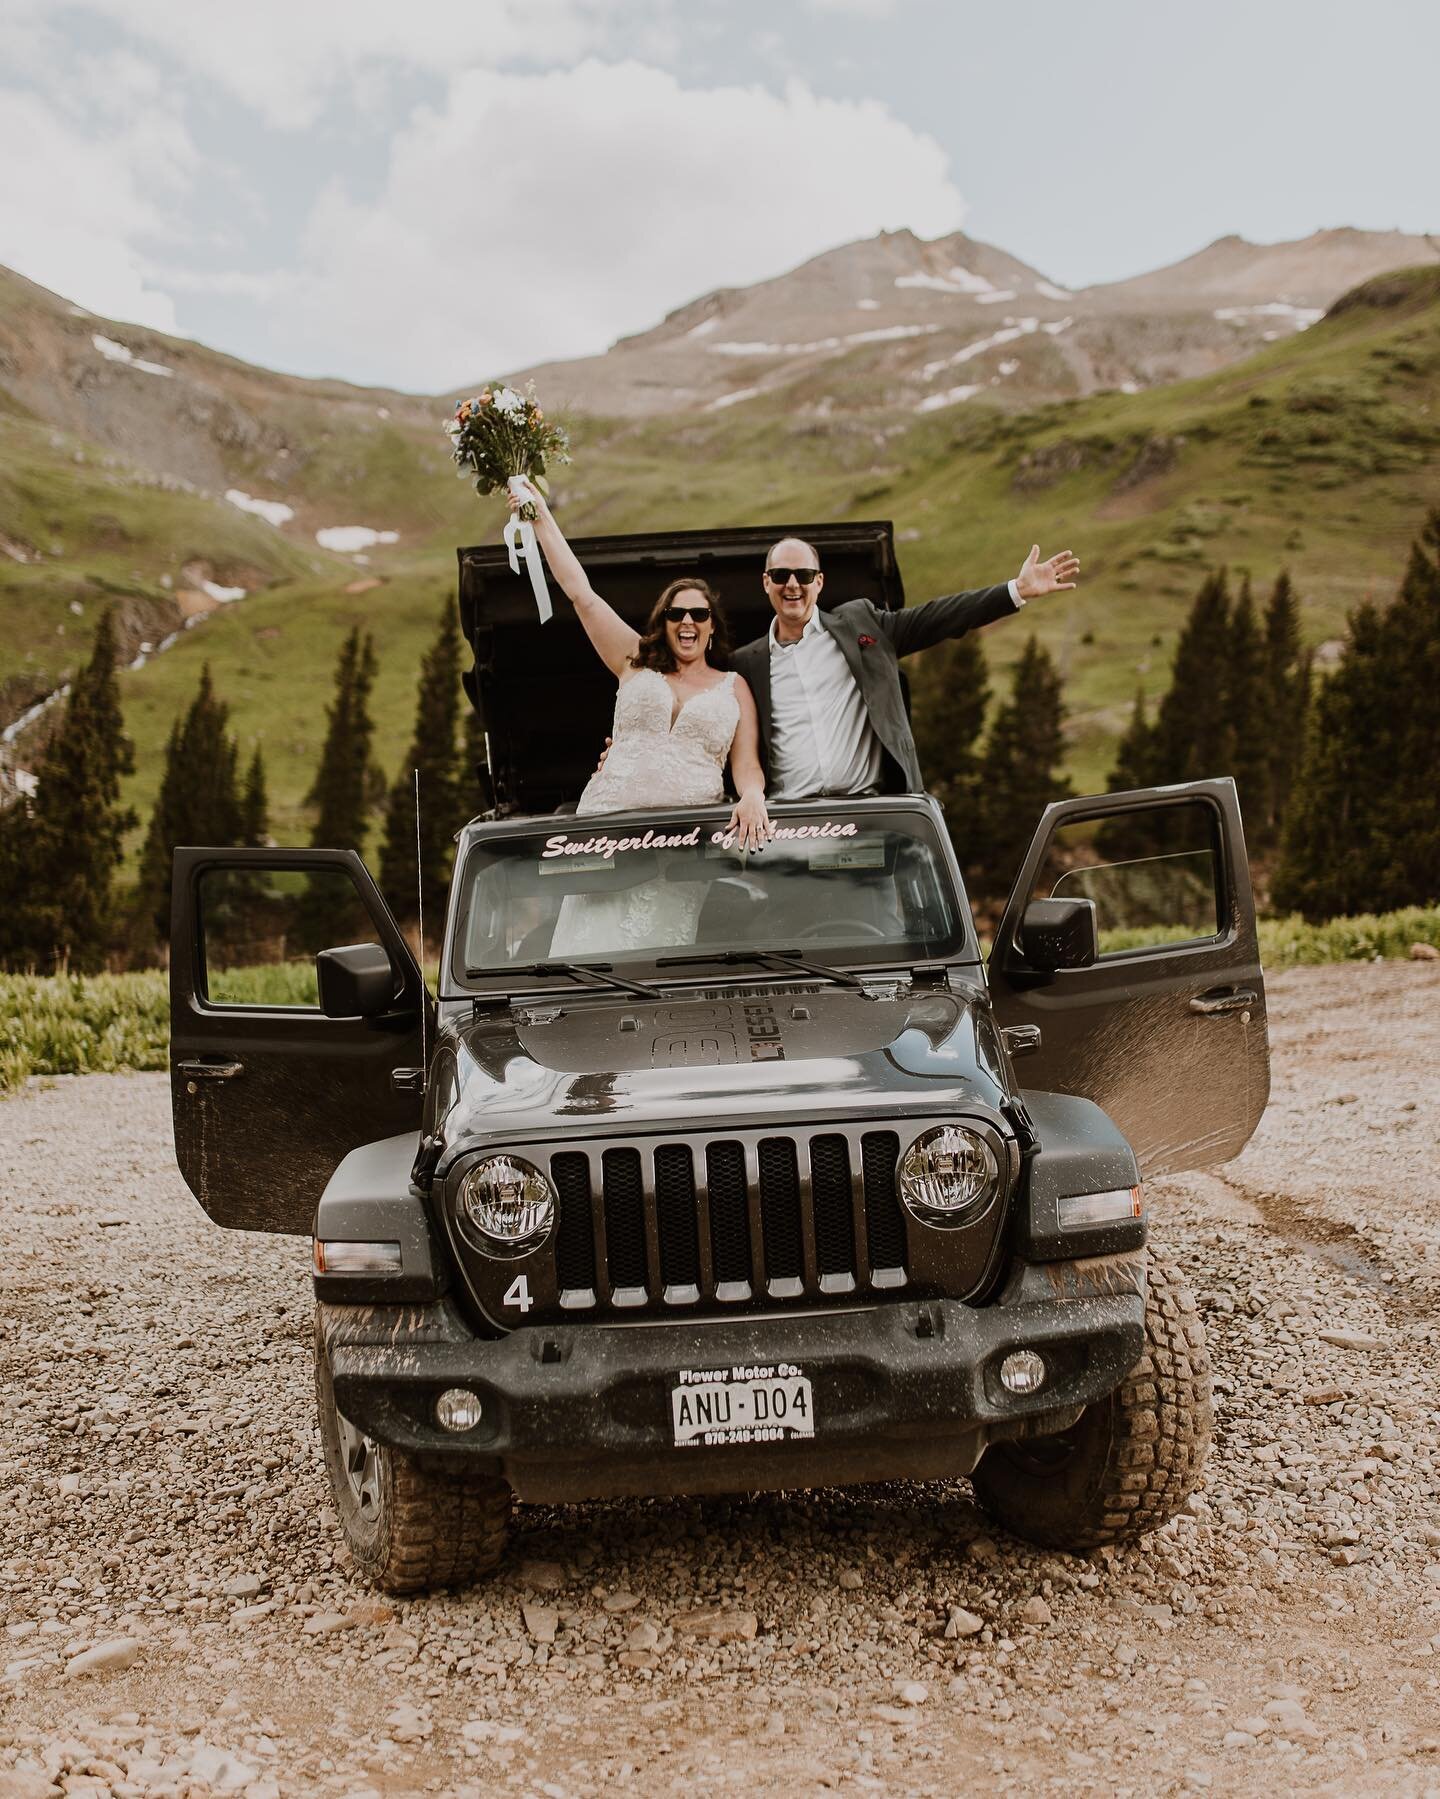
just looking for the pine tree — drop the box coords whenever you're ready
[378,600,465,923]
[297,629,380,951]
[1108,686,1156,793]
[969,637,1071,899]
[133,666,244,940]
[1261,569,1310,844]
[910,634,990,817]
[306,628,379,851]
[5,609,136,970]
[240,747,270,847]
[1224,578,1273,844]
[1274,508,1440,918]
[1147,569,1234,785]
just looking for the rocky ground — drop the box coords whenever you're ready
[2,961,1438,1797]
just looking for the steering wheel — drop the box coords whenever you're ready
[794,918,889,941]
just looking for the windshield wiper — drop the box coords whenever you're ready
[467,960,657,998]
[653,948,866,990]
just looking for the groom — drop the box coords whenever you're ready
[730,536,1080,798]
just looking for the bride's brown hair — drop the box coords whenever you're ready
[629,577,732,674]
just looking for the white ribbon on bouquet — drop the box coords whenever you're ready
[505,476,553,624]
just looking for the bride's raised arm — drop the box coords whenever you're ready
[506,479,639,678]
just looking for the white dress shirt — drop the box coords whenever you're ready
[766,583,1023,800]
[767,611,883,799]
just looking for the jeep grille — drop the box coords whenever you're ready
[546,1128,909,1314]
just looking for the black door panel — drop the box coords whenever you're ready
[988,781,1269,1179]
[169,847,431,1234]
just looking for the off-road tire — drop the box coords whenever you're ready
[970,1255,1212,1550]
[314,1319,511,1593]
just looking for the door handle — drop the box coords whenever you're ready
[176,1059,245,1081]
[1188,990,1257,1016]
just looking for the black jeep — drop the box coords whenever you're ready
[169,521,1269,1591]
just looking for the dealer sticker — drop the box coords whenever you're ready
[671,1364,815,1447]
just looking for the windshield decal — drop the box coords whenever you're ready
[540,820,860,862]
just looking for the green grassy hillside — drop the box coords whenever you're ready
[5,265,1437,860]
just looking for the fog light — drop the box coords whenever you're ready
[999,1350,1046,1395]
[435,1388,484,1433]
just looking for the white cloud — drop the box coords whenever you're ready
[283,62,964,388]
[4,0,675,128]
[0,82,191,329]
[804,0,902,15]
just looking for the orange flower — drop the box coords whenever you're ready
[533,407,544,421]
[480,388,493,404]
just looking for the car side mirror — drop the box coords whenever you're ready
[1021,898,1097,971]
[316,943,398,1018]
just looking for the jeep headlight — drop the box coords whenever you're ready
[459,1155,555,1259]
[899,1125,1000,1229]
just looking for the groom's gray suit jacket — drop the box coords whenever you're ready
[730,585,1018,793]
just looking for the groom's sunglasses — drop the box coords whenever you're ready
[764,567,820,587]
[662,604,712,623]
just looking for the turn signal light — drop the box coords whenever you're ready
[1056,1187,1143,1231]
[313,1240,403,1275]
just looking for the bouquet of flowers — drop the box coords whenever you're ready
[446,384,570,621]
[447,383,570,507]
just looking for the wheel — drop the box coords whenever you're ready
[970,1255,1212,1550]
[314,1316,512,1593]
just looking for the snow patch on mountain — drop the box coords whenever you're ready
[915,383,981,413]
[1213,301,1323,329]
[316,526,399,554]
[92,334,173,378]
[225,490,295,528]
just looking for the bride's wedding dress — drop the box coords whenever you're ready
[549,668,740,957]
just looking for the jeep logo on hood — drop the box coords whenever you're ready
[656,999,786,1068]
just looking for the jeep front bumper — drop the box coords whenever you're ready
[317,1252,1146,1503]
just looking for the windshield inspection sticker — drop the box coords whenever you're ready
[671,1364,815,1447]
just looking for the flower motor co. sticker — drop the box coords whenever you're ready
[671,1364,815,1447]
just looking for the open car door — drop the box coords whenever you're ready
[170,847,432,1234]
[988,779,1269,1179]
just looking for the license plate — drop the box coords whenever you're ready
[671,1367,815,1447]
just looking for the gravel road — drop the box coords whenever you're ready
[3,961,1439,1796]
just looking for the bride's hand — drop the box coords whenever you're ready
[726,789,773,854]
[505,476,548,519]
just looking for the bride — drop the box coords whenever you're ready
[506,479,772,954]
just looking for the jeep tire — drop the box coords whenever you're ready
[970,1255,1212,1550]
[314,1316,512,1593]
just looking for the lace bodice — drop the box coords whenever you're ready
[575,667,738,816]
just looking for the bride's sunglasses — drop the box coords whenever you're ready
[764,567,820,587]
[662,604,712,623]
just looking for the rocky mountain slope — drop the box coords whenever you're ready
[0,228,1436,849]
[513,226,1440,418]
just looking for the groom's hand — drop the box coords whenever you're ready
[1014,544,1080,600]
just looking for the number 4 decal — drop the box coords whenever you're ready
[503,1274,533,1313]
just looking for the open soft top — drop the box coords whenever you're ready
[459,519,905,815]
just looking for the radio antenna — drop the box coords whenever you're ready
[414,767,427,1086]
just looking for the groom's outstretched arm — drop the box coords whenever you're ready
[880,545,1079,657]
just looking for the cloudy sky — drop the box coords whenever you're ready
[2,0,1435,393]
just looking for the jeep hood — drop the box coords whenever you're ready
[427,984,1012,1155]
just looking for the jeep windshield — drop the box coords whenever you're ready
[447,801,975,991]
